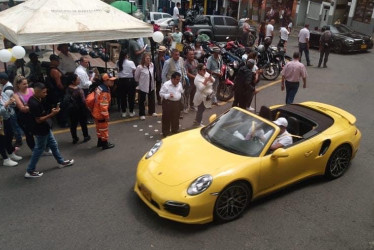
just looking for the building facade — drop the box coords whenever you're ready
[295,0,374,35]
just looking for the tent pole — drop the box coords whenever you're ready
[105,42,108,71]
[53,44,55,54]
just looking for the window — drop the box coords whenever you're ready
[307,2,321,20]
[225,17,238,26]
[353,0,374,24]
[214,17,225,25]
[153,14,162,20]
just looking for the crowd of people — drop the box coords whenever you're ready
[0,16,327,178]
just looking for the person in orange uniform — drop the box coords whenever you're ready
[92,73,116,150]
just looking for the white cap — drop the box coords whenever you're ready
[274,117,288,127]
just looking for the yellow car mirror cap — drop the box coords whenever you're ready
[271,148,289,160]
[209,114,217,124]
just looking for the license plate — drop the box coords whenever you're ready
[361,44,367,49]
[140,184,152,202]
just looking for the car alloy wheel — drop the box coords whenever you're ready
[334,41,343,54]
[325,145,352,179]
[214,182,251,222]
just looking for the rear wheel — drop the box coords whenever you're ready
[247,34,256,47]
[214,182,251,223]
[217,82,234,101]
[325,145,352,179]
[334,41,344,54]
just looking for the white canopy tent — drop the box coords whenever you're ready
[0,0,153,46]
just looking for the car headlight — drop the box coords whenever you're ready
[145,141,162,159]
[345,39,354,45]
[187,175,213,195]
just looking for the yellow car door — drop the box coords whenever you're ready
[257,138,318,196]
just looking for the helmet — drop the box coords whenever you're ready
[257,44,265,52]
[264,37,272,46]
[241,54,248,61]
[184,31,193,38]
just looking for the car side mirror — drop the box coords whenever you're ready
[209,114,217,124]
[271,148,289,160]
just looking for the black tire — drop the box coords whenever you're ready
[248,34,256,47]
[325,145,352,179]
[217,82,234,101]
[334,41,344,54]
[262,64,280,80]
[214,182,251,223]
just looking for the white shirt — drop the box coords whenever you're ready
[74,65,92,89]
[58,52,76,74]
[280,27,290,41]
[298,27,310,43]
[193,72,214,107]
[137,38,145,48]
[272,130,292,148]
[159,79,183,101]
[266,24,274,37]
[173,6,179,19]
[117,59,136,78]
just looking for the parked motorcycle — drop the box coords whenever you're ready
[255,44,280,80]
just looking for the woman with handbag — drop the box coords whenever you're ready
[134,53,157,120]
[193,63,215,126]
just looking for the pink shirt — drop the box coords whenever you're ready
[281,60,307,82]
[17,88,34,104]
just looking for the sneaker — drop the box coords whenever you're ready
[140,116,146,120]
[42,149,53,156]
[151,113,158,117]
[9,152,22,161]
[190,106,197,111]
[183,109,189,114]
[129,112,136,117]
[3,158,18,167]
[121,112,127,118]
[58,159,74,169]
[246,106,255,112]
[24,171,43,178]
[83,135,91,142]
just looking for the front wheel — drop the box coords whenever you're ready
[247,34,256,47]
[214,182,251,223]
[217,82,234,101]
[262,63,280,80]
[333,41,344,54]
[325,145,352,179]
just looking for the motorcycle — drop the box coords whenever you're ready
[255,44,280,80]
[216,48,242,102]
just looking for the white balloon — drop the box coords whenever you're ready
[152,31,164,43]
[11,46,26,59]
[0,49,12,62]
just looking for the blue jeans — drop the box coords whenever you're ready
[26,130,65,173]
[285,81,299,104]
[10,113,23,142]
[299,43,310,65]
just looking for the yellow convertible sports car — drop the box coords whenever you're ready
[134,102,361,224]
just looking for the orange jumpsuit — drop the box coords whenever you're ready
[92,84,111,142]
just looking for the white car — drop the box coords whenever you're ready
[147,12,172,23]
[155,17,174,30]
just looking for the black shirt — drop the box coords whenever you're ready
[28,96,51,136]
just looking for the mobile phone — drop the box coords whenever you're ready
[56,102,61,108]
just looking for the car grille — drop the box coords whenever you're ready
[164,201,190,217]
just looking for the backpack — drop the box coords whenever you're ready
[85,90,97,111]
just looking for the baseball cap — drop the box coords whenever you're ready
[28,52,40,59]
[247,59,255,65]
[274,117,288,128]
[212,46,221,53]
[49,54,61,61]
[0,72,9,80]
[102,73,117,81]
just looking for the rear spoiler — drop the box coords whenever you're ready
[300,101,357,125]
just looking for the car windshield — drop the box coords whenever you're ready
[202,109,275,157]
[331,24,353,34]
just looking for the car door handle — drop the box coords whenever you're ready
[304,151,313,157]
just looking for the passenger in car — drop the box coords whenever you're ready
[270,117,293,150]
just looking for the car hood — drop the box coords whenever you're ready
[336,32,369,40]
[146,129,249,186]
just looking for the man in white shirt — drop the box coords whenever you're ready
[159,71,184,137]
[278,24,290,51]
[74,56,93,96]
[173,2,181,31]
[265,19,275,42]
[57,44,76,74]
[270,117,292,150]
[298,24,312,66]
